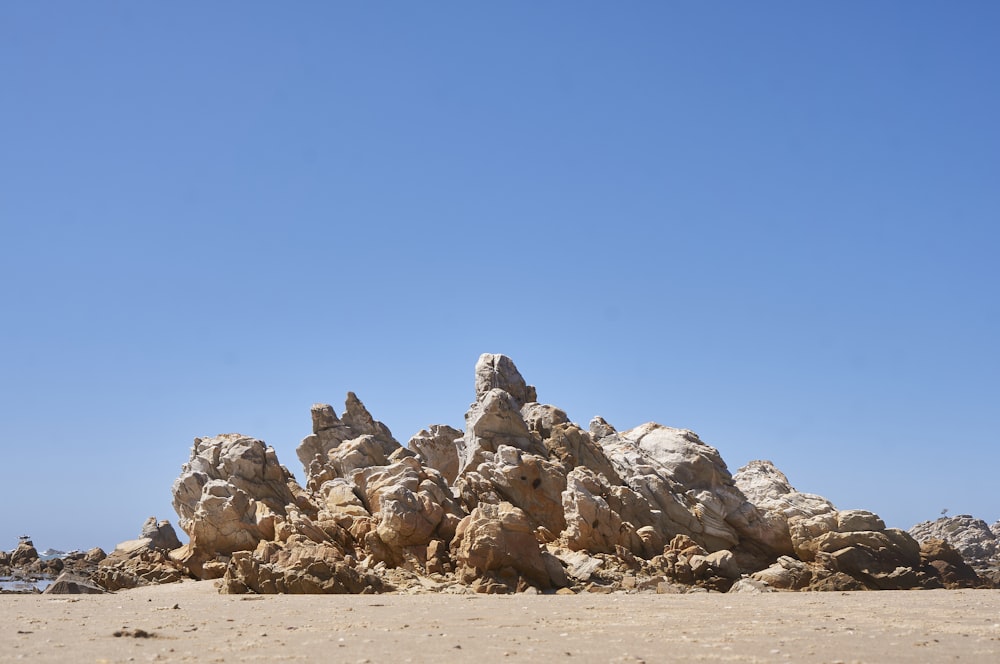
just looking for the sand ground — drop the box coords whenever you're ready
[2,581,999,663]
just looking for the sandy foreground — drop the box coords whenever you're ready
[2,582,999,663]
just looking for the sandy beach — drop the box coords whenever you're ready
[3,582,999,663]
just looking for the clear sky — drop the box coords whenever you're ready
[2,2,997,553]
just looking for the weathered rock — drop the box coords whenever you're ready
[704,549,741,580]
[560,467,632,554]
[451,502,563,592]
[140,517,183,552]
[751,555,814,590]
[599,425,779,557]
[317,478,370,520]
[521,402,570,439]
[474,446,567,535]
[475,353,537,408]
[909,515,999,570]
[734,460,836,556]
[735,460,837,522]
[94,544,188,591]
[728,577,773,593]
[43,572,106,595]
[348,457,464,563]
[170,434,309,577]
[84,547,107,563]
[837,510,885,533]
[588,416,617,440]
[550,547,604,582]
[154,351,960,596]
[459,388,548,474]
[542,422,622,484]
[919,538,983,588]
[815,527,925,590]
[10,539,39,567]
[407,425,462,484]
[221,538,386,594]
[297,395,401,490]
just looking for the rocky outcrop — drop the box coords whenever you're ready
[458,388,548,474]
[918,538,983,588]
[221,538,386,594]
[139,352,992,594]
[92,517,191,591]
[1,538,70,582]
[10,538,40,568]
[140,517,183,552]
[450,502,566,593]
[43,572,106,595]
[734,460,943,590]
[475,353,537,408]
[170,434,309,576]
[909,515,1000,571]
[297,395,401,491]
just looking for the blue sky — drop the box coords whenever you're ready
[2,2,997,552]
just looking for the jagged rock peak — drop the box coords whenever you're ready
[310,403,340,433]
[297,393,398,472]
[474,353,537,407]
[343,391,395,441]
[588,416,617,439]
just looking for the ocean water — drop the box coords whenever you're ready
[0,576,53,593]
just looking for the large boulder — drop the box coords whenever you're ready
[10,538,39,567]
[171,434,306,576]
[919,538,983,588]
[347,457,464,563]
[451,502,565,592]
[140,517,183,551]
[43,573,106,595]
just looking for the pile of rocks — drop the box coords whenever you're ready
[95,353,994,594]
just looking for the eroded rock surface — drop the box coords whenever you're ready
[106,352,993,595]
[910,515,1000,571]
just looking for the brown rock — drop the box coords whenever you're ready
[451,502,562,591]
[221,538,385,594]
[43,573,106,595]
[476,446,567,535]
[407,425,462,484]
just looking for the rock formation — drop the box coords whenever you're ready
[909,515,999,570]
[909,515,999,586]
[89,352,997,594]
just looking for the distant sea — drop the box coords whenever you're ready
[0,548,65,593]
